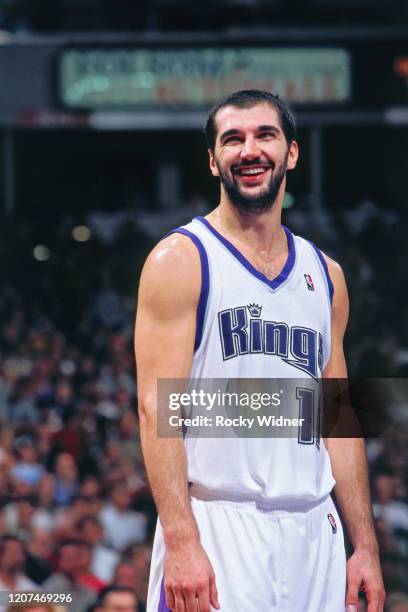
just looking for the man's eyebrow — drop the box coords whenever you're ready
[219,128,240,143]
[258,124,281,133]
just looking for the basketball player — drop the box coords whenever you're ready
[135,90,385,612]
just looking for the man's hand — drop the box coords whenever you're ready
[164,540,220,612]
[345,547,385,612]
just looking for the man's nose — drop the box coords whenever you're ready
[240,135,261,159]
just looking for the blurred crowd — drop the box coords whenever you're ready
[0,195,407,611]
[0,250,153,610]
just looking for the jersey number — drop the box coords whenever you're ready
[296,387,321,448]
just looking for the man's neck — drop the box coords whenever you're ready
[207,195,285,255]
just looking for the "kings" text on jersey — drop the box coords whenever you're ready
[218,304,323,379]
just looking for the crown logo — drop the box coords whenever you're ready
[247,303,262,318]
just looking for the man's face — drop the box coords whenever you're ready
[102,592,137,612]
[59,544,79,576]
[1,540,25,573]
[115,563,137,588]
[82,518,103,544]
[56,453,77,480]
[111,485,131,510]
[209,103,298,214]
[29,529,53,559]
[374,474,395,504]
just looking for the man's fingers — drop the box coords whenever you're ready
[173,584,186,612]
[196,578,211,612]
[366,585,386,612]
[209,572,220,610]
[182,581,198,612]
[345,574,361,607]
[165,583,176,611]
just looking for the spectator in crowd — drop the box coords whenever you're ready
[110,559,147,612]
[10,436,44,488]
[112,561,137,590]
[53,454,78,507]
[76,516,119,584]
[25,528,54,585]
[0,535,40,611]
[99,481,147,552]
[373,470,408,533]
[117,410,143,467]
[122,544,151,611]
[79,476,101,500]
[42,539,95,612]
[3,495,37,541]
[32,474,57,532]
[77,542,107,595]
[93,587,138,612]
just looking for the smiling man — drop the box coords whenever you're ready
[135,90,385,612]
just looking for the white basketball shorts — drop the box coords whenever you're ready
[147,490,346,611]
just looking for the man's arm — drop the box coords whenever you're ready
[135,233,219,612]
[324,257,385,612]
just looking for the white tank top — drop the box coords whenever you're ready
[171,216,335,507]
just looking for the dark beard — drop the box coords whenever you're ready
[217,154,288,215]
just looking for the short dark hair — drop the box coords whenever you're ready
[58,537,84,551]
[77,515,101,530]
[204,89,297,150]
[97,586,136,605]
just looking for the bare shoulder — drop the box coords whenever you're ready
[321,251,349,326]
[320,251,347,296]
[321,252,345,285]
[138,232,202,313]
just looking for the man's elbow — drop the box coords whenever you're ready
[138,392,157,431]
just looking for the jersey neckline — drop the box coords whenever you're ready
[195,216,296,291]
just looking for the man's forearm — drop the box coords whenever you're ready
[139,403,199,548]
[326,437,378,551]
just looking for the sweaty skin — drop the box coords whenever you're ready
[135,102,384,612]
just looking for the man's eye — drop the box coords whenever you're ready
[224,137,241,144]
[259,132,274,139]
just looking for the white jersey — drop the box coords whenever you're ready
[172,216,336,507]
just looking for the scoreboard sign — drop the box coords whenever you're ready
[57,47,351,109]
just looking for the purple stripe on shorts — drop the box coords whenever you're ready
[158,577,171,611]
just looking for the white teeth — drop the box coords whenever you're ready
[239,167,266,175]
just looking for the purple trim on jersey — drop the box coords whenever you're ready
[166,228,210,352]
[195,216,296,291]
[158,577,170,611]
[308,241,334,304]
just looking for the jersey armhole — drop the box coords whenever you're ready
[164,228,210,352]
[307,241,334,305]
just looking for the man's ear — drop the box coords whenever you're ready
[209,149,219,177]
[286,140,299,172]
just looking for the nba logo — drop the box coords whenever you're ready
[304,274,314,291]
[327,513,337,533]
